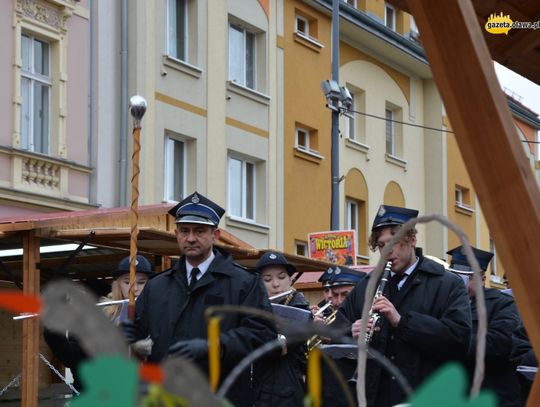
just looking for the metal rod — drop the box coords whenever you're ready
[55,231,96,275]
[13,299,131,320]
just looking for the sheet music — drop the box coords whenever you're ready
[271,303,312,322]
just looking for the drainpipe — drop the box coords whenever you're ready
[87,0,94,203]
[119,0,128,206]
[330,0,340,230]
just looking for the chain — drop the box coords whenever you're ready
[0,374,20,397]
[39,353,80,396]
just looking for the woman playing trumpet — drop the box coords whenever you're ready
[251,252,310,406]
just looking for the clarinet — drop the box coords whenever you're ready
[365,261,392,344]
[350,261,393,385]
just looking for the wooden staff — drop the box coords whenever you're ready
[128,95,147,320]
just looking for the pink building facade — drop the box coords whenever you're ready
[0,0,96,216]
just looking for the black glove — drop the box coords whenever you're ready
[120,320,144,344]
[168,338,208,360]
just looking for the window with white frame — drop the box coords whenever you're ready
[344,92,356,140]
[409,15,420,41]
[228,156,255,220]
[385,108,395,155]
[295,127,311,151]
[167,0,188,61]
[346,199,359,245]
[295,241,308,257]
[164,136,186,202]
[490,239,497,276]
[21,33,51,154]
[228,23,256,90]
[455,185,473,210]
[342,0,357,7]
[385,3,396,31]
[295,15,309,36]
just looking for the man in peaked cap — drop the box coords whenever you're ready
[310,267,335,319]
[123,192,276,406]
[337,204,471,407]
[329,266,365,309]
[447,245,521,407]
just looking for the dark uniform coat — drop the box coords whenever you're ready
[252,291,310,406]
[466,288,521,407]
[337,255,472,407]
[134,247,276,406]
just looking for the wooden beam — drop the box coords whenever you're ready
[406,0,540,404]
[21,230,40,407]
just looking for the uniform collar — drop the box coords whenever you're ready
[186,251,215,278]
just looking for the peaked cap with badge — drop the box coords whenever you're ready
[371,204,419,231]
[255,251,297,276]
[446,245,494,275]
[168,191,225,226]
[318,267,335,288]
[329,266,365,287]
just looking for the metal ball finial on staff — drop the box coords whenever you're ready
[128,95,147,320]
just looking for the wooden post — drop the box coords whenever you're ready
[406,0,540,404]
[21,230,40,407]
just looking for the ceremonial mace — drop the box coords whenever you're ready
[128,95,147,320]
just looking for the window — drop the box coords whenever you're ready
[409,16,420,41]
[346,199,359,245]
[385,3,396,31]
[167,0,188,61]
[228,23,256,89]
[295,15,309,35]
[295,241,308,257]
[228,157,255,220]
[342,0,357,7]
[21,34,51,154]
[344,93,356,140]
[455,186,472,210]
[490,239,497,276]
[164,136,185,202]
[385,108,395,155]
[296,127,311,151]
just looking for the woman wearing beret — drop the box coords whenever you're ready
[251,252,309,406]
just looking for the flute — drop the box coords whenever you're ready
[12,299,131,320]
[269,289,294,303]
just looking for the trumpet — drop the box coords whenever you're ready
[365,261,392,344]
[307,305,338,350]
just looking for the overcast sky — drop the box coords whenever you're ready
[494,62,540,115]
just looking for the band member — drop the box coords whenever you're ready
[123,192,276,407]
[320,267,365,407]
[338,204,471,407]
[447,245,521,407]
[329,267,365,309]
[252,252,310,406]
[44,255,155,390]
[310,267,334,320]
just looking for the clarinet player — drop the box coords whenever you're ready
[337,205,472,407]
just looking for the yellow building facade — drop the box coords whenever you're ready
[282,0,444,264]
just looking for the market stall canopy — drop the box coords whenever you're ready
[0,204,349,284]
